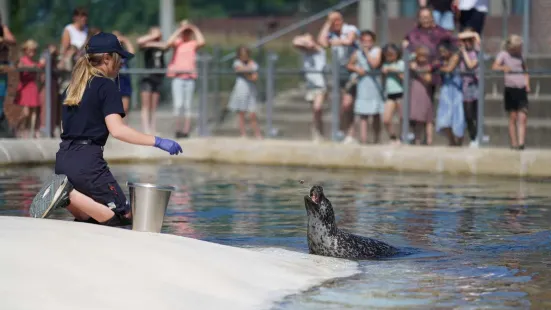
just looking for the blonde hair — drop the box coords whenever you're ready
[415,45,430,57]
[21,39,38,52]
[63,51,121,106]
[503,34,523,51]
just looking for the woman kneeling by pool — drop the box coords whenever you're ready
[30,32,182,226]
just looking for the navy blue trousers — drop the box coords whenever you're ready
[54,140,130,216]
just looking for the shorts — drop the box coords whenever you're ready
[387,93,403,101]
[140,75,164,93]
[433,10,455,31]
[172,78,195,117]
[340,73,357,96]
[459,9,486,34]
[305,87,326,102]
[504,87,528,112]
[54,141,130,216]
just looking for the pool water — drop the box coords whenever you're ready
[2,163,551,309]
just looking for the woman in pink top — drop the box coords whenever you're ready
[165,21,206,138]
[492,34,530,150]
[16,39,45,138]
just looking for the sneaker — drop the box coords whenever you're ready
[311,128,323,143]
[335,131,346,141]
[100,212,132,227]
[342,136,358,145]
[29,174,73,219]
[74,217,100,224]
[469,140,479,148]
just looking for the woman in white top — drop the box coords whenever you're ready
[60,7,89,53]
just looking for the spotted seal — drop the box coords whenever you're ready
[304,185,399,260]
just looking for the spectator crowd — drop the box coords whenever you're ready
[0,7,210,140]
[0,0,531,150]
[294,0,530,150]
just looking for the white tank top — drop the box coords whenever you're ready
[64,24,88,49]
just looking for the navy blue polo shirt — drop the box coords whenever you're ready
[60,77,126,146]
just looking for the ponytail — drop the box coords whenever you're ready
[63,51,121,106]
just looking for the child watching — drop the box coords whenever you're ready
[408,45,435,145]
[458,30,480,147]
[228,46,262,139]
[492,34,530,150]
[381,43,405,144]
[16,39,44,138]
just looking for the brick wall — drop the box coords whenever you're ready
[530,0,551,54]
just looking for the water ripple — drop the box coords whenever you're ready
[0,163,550,309]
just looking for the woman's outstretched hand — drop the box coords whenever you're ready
[154,137,183,155]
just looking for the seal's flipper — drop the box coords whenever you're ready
[29,174,73,218]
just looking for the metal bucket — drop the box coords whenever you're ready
[127,182,176,233]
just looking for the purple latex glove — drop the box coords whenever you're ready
[154,136,183,155]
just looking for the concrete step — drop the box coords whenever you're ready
[483,124,551,148]
[126,109,551,148]
[484,96,551,118]
[212,111,551,148]
[212,122,551,148]
[484,76,551,96]
[215,109,551,129]
[274,76,551,95]
[267,95,551,119]
[211,123,457,146]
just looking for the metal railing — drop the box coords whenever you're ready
[8,47,551,147]
[219,0,360,62]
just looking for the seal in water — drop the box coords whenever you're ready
[304,185,399,260]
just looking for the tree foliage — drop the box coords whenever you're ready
[9,0,344,46]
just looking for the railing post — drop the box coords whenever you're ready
[501,0,508,41]
[45,49,52,138]
[212,45,221,123]
[476,40,486,147]
[265,52,277,138]
[401,48,411,143]
[379,0,389,46]
[330,47,341,141]
[522,0,530,56]
[199,54,211,137]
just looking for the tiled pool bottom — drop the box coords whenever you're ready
[2,163,550,309]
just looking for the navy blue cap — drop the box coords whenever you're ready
[86,32,134,59]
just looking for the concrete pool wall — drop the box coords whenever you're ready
[0,137,549,177]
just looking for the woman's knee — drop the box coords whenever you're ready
[312,103,323,114]
[341,94,353,109]
[518,111,528,124]
[382,111,393,125]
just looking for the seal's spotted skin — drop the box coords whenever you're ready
[304,185,399,260]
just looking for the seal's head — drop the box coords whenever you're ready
[304,185,336,224]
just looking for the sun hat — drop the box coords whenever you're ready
[458,30,477,40]
[86,32,134,59]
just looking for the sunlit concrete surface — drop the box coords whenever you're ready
[0,216,358,310]
[0,137,549,177]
